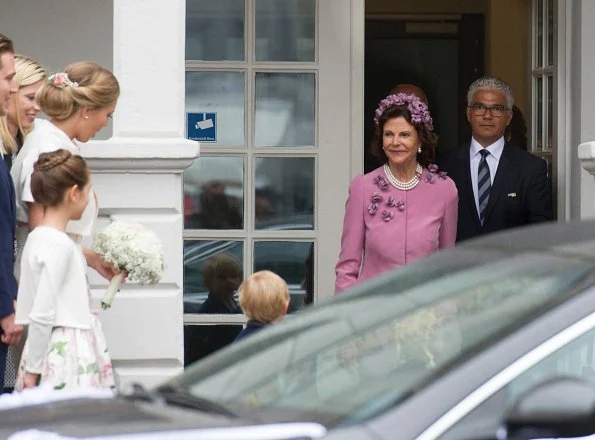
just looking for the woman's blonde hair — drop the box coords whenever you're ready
[0,54,46,155]
[36,61,120,121]
[238,270,290,324]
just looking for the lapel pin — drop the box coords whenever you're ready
[508,192,517,197]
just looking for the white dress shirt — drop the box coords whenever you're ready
[470,136,504,216]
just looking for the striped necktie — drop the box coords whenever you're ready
[478,149,491,224]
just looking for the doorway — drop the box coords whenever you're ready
[364,14,484,173]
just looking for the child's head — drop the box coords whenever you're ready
[238,270,290,324]
[202,253,242,300]
[31,149,90,219]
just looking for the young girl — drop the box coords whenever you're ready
[14,149,114,390]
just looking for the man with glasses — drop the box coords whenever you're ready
[437,76,552,242]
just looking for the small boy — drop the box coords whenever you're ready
[234,270,290,342]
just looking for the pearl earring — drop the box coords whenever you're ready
[417,145,422,154]
[84,115,89,120]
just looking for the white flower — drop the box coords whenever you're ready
[93,221,166,308]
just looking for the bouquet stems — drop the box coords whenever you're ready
[101,272,125,310]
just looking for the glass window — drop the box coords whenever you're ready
[255,0,316,62]
[169,249,595,425]
[547,0,554,66]
[184,323,244,367]
[254,157,314,230]
[536,0,543,67]
[440,321,595,440]
[183,240,244,314]
[186,0,245,61]
[255,73,315,147]
[547,74,553,150]
[254,241,313,312]
[186,72,245,147]
[184,156,244,230]
[535,76,543,151]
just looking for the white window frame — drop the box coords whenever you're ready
[183,0,320,326]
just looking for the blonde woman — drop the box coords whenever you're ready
[11,61,120,281]
[0,55,46,170]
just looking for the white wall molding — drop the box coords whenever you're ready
[83,138,199,173]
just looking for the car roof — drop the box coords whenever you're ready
[459,219,595,258]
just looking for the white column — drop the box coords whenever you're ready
[80,0,199,388]
[573,1,595,219]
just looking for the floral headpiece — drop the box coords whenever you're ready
[48,72,79,88]
[374,93,434,131]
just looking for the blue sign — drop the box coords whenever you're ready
[187,112,217,143]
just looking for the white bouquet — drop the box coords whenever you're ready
[93,221,166,309]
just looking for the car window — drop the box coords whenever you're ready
[168,250,595,427]
[440,316,595,440]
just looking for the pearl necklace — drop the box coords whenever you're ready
[383,164,423,191]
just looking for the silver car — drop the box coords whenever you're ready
[3,219,595,439]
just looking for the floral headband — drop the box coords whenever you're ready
[374,93,434,131]
[48,72,79,88]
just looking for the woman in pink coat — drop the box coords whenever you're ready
[335,93,458,293]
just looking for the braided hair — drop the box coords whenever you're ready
[31,149,89,207]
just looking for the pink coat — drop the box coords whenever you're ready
[335,165,458,293]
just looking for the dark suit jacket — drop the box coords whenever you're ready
[0,156,16,320]
[437,141,553,242]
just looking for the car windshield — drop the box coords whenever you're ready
[166,247,595,427]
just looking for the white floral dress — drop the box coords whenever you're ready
[15,287,115,391]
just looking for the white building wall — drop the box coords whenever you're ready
[1,0,199,388]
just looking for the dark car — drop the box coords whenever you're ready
[5,220,595,439]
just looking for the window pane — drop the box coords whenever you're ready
[255,73,315,147]
[536,76,543,151]
[536,0,543,67]
[183,240,244,313]
[547,0,554,66]
[254,157,314,230]
[547,75,553,151]
[186,0,245,61]
[186,72,245,147]
[184,323,244,367]
[253,241,313,312]
[255,0,315,62]
[184,156,244,229]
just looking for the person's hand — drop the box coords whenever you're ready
[23,372,40,388]
[85,248,121,281]
[0,313,22,345]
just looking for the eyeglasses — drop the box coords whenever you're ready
[468,103,510,117]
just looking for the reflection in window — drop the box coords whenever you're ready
[186,72,245,146]
[186,0,245,61]
[183,240,244,313]
[255,73,315,147]
[255,0,316,62]
[254,157,314,230]
[183,242,245,366]
[184,156,244,230]
[254,241,313,312]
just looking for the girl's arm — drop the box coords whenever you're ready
[82,247,119,281]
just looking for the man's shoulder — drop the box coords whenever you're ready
[504,143,547,167]
[436,143,469,168]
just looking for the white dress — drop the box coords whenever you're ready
[14,227,114,391]
[11,118,97,273]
